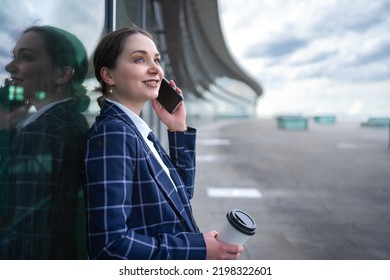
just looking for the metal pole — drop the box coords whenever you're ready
[138,0,146,121]
[140,0,146,29]
[105,0,116,32]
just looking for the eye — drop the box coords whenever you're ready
[154,58,161,65]
[21,54,33,62]
[134,57,146,63]
[13,51,33,62]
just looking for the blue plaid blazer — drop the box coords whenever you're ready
[83,101,206,259]
[0,98,89,259]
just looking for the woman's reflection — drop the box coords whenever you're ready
[0,25,90,259]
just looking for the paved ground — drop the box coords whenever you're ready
[190,117,390,260]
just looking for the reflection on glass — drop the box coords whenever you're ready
[0,0,105,82]
[0,0,104,260]
[0,25,90,259]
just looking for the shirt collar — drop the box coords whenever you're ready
[21,98,71,128]
[106,98,151,139]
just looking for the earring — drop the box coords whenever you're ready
[108,86,113,94]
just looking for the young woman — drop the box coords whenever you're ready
[83,24,244,259]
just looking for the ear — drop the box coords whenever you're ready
[56,66,74,85]
[100,67,115,85]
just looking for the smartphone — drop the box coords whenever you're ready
[0,85,25,112]
[156,78,183,114]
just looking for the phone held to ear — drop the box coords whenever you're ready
[0,85,25,112]
[156,78,184,114]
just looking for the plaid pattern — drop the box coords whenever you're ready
[0,99,89,259]
[83,102,206,259]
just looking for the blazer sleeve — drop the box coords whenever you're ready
[83,121,206,260]
[167,127,196,199]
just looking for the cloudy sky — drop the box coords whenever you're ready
[0,0,104,83]
[218,0,390,119]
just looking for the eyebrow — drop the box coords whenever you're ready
[130,50,160,57]
[12,47,35,54]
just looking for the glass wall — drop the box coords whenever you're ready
[0,0,105,259]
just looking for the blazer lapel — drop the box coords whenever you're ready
[145,150,196,232]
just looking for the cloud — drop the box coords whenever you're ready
[240,0,390,83]
[219,0,390,117]
[348,101,363,115]
[352,38,390,66]
[245,36,307,58]
[0,0,105,83]
[311,0,390,35]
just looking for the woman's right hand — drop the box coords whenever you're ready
[152,80,187,131]
[0,103,29,130]
[203,230,244,260]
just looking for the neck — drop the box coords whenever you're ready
[107,93,143,116]
[34,94,70,110]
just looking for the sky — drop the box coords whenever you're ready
[0,0,105,83]
[218,0,390,120]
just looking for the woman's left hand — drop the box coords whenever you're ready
[152,80,187,131]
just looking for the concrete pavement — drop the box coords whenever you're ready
[190,118,390,260]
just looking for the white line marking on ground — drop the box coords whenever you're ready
[207,188,262,198]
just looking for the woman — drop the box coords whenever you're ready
[0,25,90,259]
[83,24,243,259]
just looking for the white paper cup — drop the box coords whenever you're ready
[216,209,256,246]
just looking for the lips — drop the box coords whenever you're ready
[143,79,159,87]
[8,77,23,85]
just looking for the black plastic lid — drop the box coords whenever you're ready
[226,209,256,236]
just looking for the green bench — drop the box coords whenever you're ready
[276,115,308,130]
[313,115,336,124]
[361,118,390,128]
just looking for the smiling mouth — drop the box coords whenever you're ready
[144,80,159,86]
[7,77,22,85]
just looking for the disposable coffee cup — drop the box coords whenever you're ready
[216,209,256,246]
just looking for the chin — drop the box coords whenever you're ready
[150,91,159,100]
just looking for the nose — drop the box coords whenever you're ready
[148,62,163,77]
[5,59,17,74]
[149,59,161,70]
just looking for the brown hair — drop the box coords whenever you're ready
[24,26,90,111]
[93,23,156,107]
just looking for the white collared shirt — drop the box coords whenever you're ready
[19,98,70,128]
[106,98,177,190]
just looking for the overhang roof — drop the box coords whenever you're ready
[157,0,263,103]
